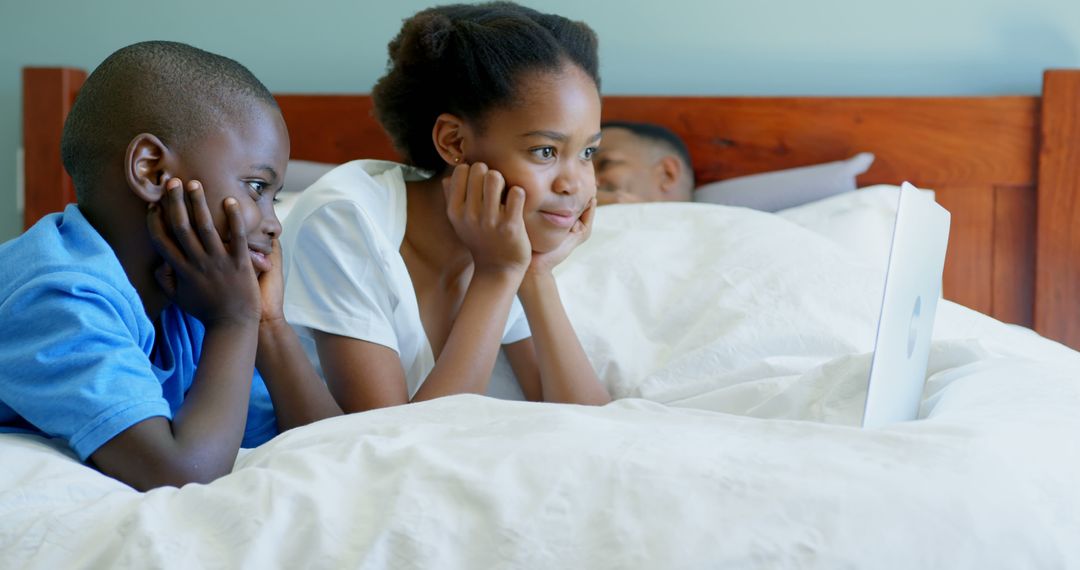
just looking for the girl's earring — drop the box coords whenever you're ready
[453,156,461,164]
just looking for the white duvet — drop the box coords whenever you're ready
[3,191,1079,569]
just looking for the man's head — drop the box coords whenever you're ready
[594,122,694,204]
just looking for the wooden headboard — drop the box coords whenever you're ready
[22,67,1080,350]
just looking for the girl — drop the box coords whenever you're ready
[280,2,610,410]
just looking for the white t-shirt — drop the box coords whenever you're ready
[280,160,532,399]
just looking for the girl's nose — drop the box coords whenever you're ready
[554,163,587,195]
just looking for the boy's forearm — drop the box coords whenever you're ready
[166,320,260,479]
[413,270,521,401]
[257,318,343,428]
[518,272,610,405]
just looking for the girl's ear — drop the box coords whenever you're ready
[125,133,173,203]
[432,113,468,166]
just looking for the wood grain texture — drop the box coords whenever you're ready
[22,67,84,229]
[601,96,1039,188]
[275,95,399,164]
[993,185,1036,327]
[934,185,995,316]
[1035,70,1080,348]
[21,66,1080,347]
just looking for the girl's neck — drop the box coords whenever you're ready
[402,176,472,273]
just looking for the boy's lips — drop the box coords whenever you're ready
[248,246,272,274]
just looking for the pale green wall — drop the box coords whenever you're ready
[2,0,1079,241]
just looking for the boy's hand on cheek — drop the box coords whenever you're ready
[528,197,596,275]
[256,239,287,325]
[147,178,261,327]
[443,163,532,277]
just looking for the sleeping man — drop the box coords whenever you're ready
[594,121,695,205]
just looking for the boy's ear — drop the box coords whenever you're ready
[125,133,173,203]
[432,113,468,166]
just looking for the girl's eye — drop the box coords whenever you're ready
[531,147,556,160]
[581,146,598,161]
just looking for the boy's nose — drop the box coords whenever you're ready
[263,209,282,239]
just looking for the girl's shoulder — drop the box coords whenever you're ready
[280,160,427,251]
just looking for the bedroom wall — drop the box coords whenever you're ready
[2,0,1079,242]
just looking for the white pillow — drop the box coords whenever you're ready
[776,184,935,269]
[277,160,337,221]
[284,159,337,194]
[693,153,875,212]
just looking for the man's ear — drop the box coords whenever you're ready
[432,113,468,166]
[125,133,173,203]
[655,155,684,196]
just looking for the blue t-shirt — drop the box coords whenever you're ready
[0,205,278,460]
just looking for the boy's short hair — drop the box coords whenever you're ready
[60,41,279,203]
[601,121,694,180]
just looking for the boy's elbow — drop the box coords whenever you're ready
[93,450,233,491]
[99,461,224,492]
[153,462,225,489]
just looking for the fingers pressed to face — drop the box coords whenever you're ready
[504,186,526,221]
[465,162,489,221]
[184,181,227,258]
[163,178,206,261]
[580,197,597,224]
[223,198,249,265]
[482,168,505,222]
[576,197,597,234]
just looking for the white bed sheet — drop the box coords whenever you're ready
[3,195,1079,569]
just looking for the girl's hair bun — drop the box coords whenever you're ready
[389,12,454,65]
[418,13,454,60]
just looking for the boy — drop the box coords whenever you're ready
[0,41,341,490]
[594,121,695,205]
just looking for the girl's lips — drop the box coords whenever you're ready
[539,210,577,229]
[248,249,272,274]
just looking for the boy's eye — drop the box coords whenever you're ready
[246,180,268,196]
[581,147,598,161]
[531,147,556,160]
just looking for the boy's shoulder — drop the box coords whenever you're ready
[0,205,139,312]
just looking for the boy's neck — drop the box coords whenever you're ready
[80,200,170,321]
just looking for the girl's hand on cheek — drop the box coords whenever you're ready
[147,178,262,327]
[443,162,532,277]
[528,196,596,275]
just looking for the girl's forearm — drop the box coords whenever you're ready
[518,272,610,405]
[413,269,522,401]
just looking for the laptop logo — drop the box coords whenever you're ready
[908,296,922,358]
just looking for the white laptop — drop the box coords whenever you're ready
[861,182,951,428]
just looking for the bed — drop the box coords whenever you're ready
[6,67,1080,568]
